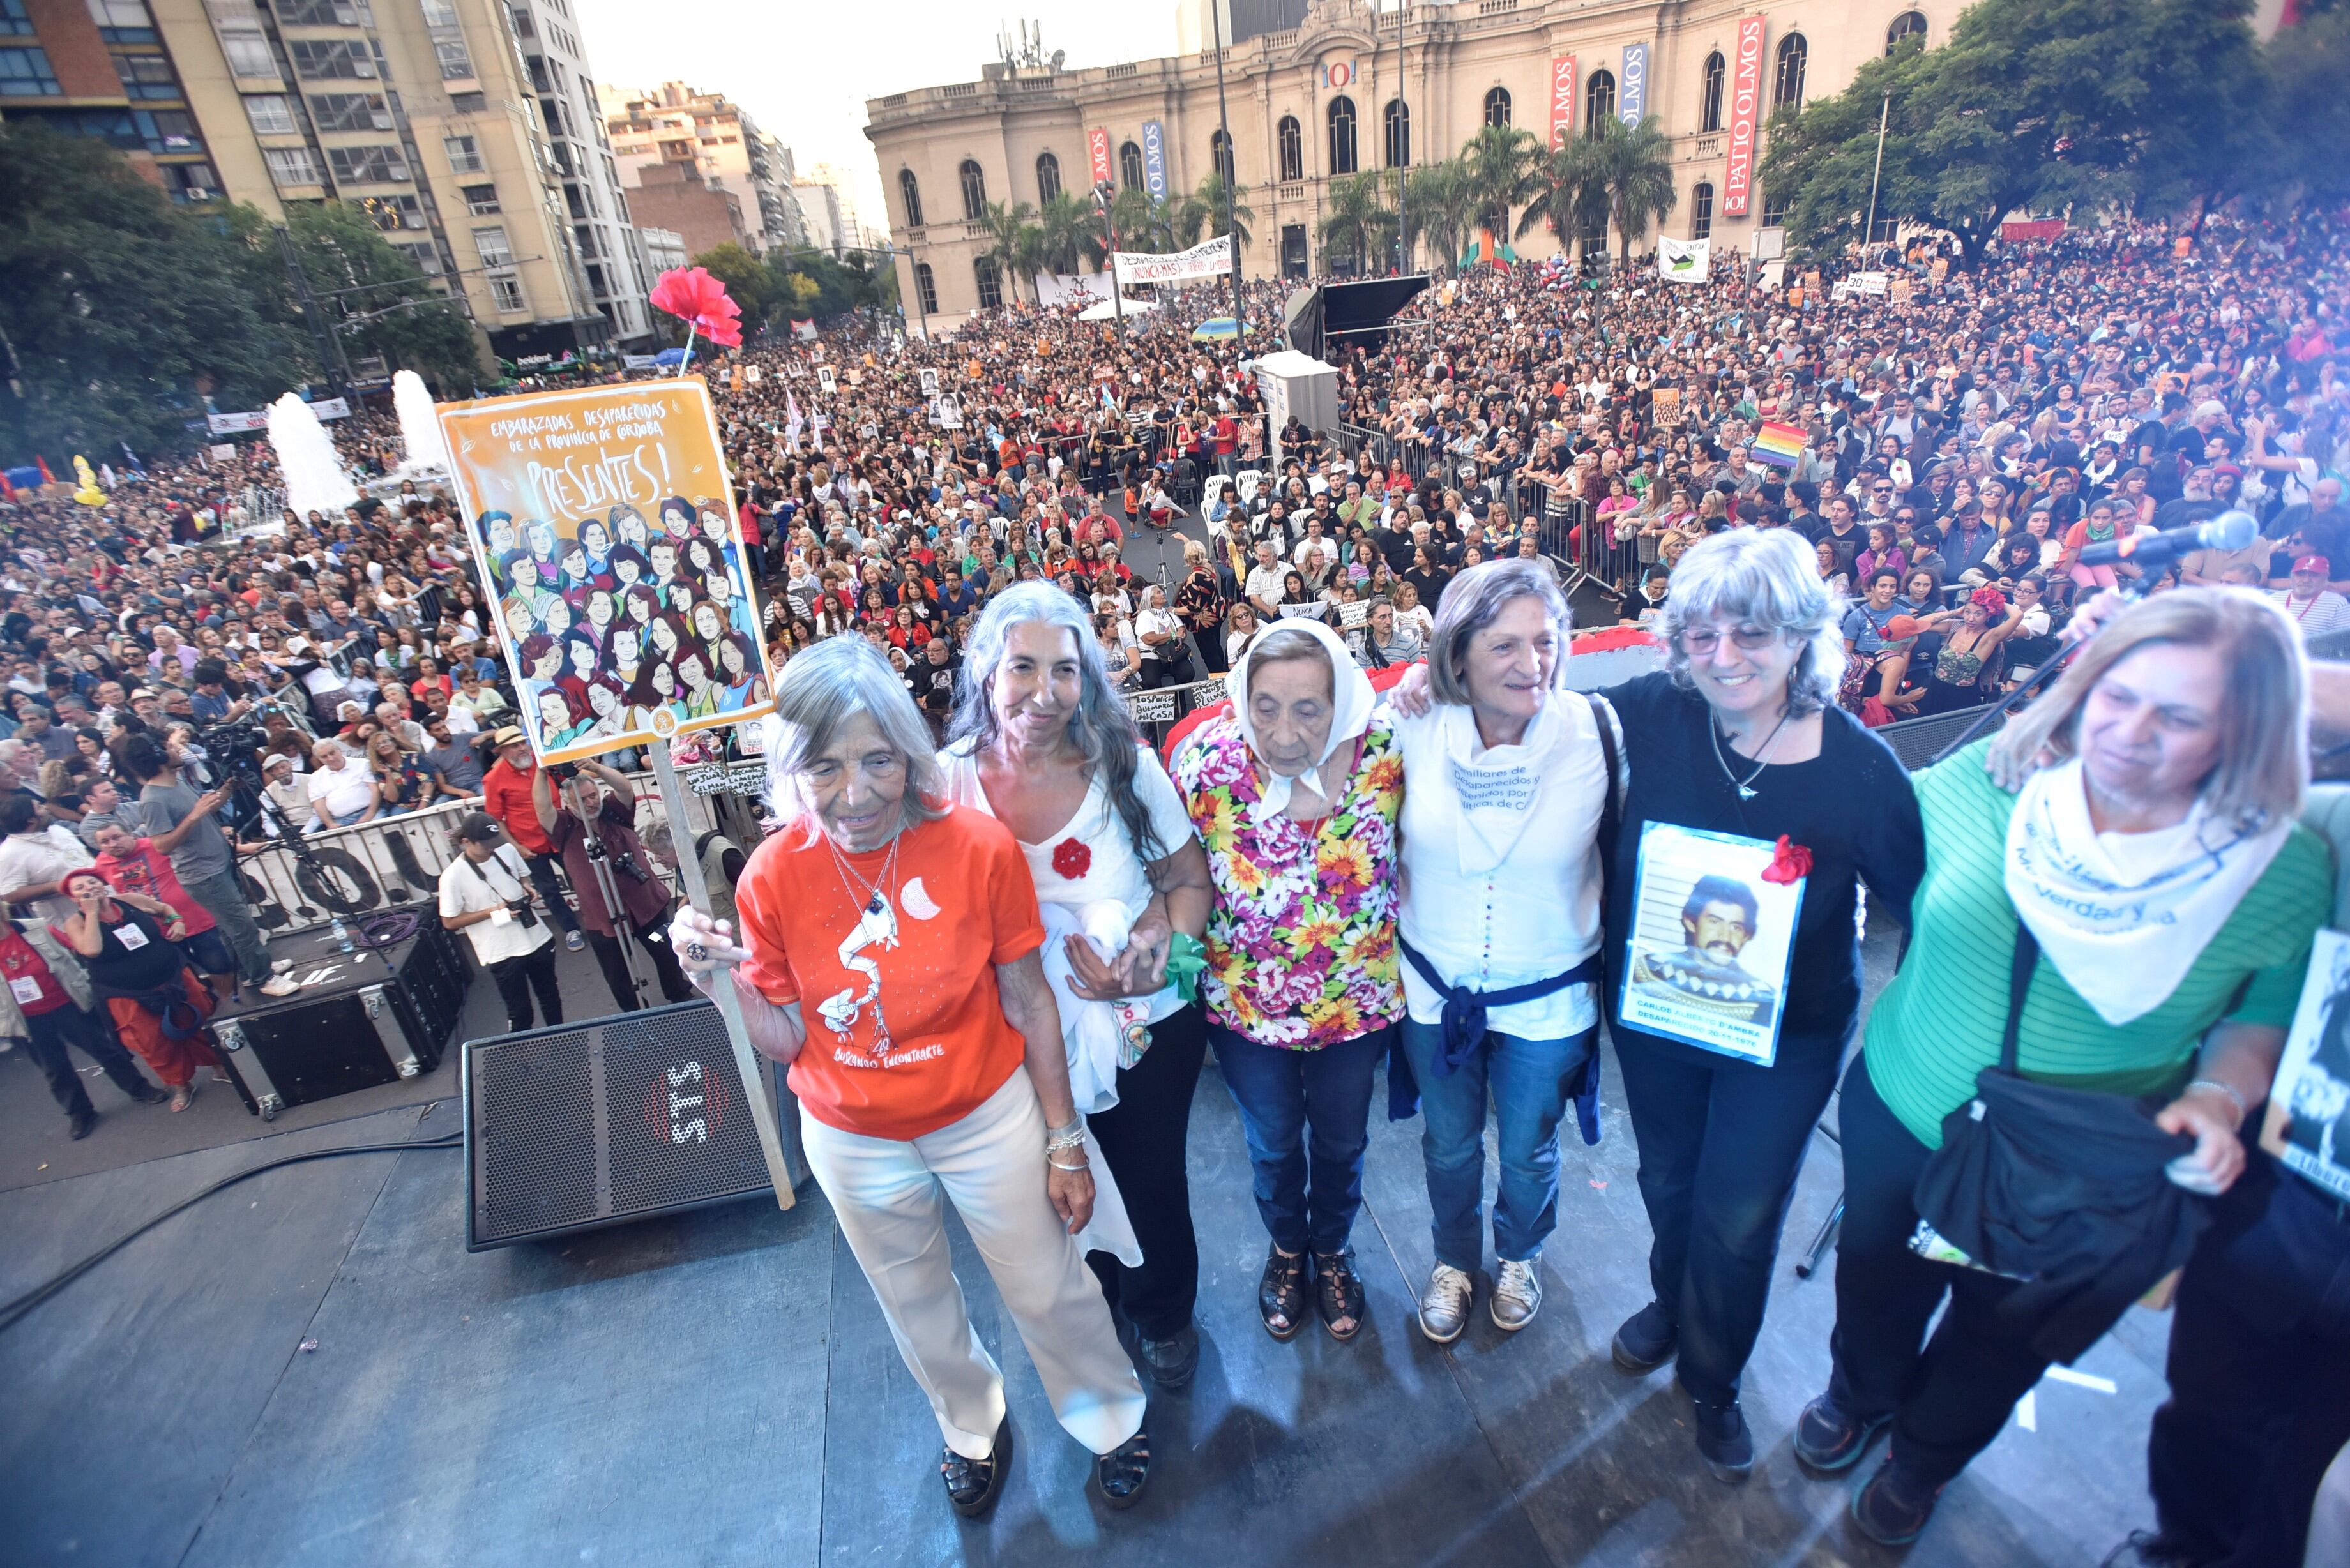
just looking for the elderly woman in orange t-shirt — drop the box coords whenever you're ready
[670,637,1151,1519]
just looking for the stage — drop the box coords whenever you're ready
[0,927,2177,1567]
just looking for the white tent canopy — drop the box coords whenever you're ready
[1077,296,1158,322]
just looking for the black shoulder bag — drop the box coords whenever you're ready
[1908,923,2213,1364]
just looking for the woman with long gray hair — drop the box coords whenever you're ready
[1592,527,1925,1485]
[937,582,1217,1392]
[666,636,1152,1516]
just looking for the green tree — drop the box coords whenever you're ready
[1516,136,1608,257]
[1460,123,1539,245]
[284,200,477,388]
[1035,190,1094,276]
[688,241,777,326]
[975,198,1042,302]
[1173,172,1255,248]
[1317,171,1396,275]
[0,123,307,459]
[2263,7,2350,206]
[1402,158,1477,274]
[1758,0,2278,266]
[1587,115,1679,269]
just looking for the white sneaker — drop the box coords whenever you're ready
[1417,1263,1474,1344]
[1492,1257,1543,1332]
[259,974,301,997]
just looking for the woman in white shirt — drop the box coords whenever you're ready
[940,582,1215,1394]
[1383,559,1612,1347]
[1133,585,1187,689]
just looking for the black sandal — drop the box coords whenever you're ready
[1259,1244,1307,1341]
[1093,1428,1151,1509]
[1314,1249,1366,1341]
[941,1415,1011,1518]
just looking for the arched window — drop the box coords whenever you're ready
[958,158,986,220]
[1689,181,1713,241]
[1277,115,1302,181]
[1119,139,1144,190]
[1773,34,1807,110]
[1483,86,1511,128]
[913,260,938,315]
[1886,11,1927,53]
[1699,51,1725,133]
[1035,151,1060,204]
[1584,69,1615,133]
[1327,95,1356,176]
[1383,98,1409,167]
[1210,128,1234,186]
[974,257,1003,310]
[898,169,924,228]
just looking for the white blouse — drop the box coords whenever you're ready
[1388,693,1608,1040]
[936,739,1196,1027]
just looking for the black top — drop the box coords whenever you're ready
[1598,672,1927,1070]
[77,902,185,996]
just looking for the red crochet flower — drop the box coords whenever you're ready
[648,265,744,347]
[1051,838,1092,879]
[1761,835,1812,885]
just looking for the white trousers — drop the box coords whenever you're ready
[800,1066,1148,1460]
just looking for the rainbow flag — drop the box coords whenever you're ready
[1752,421,1805,470]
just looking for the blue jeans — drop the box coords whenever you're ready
[1211,1023,1388,1256]
[1400,1017,1596,1274]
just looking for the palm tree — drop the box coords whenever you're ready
[1403,158,1478,275]
[1035,190,1092,278]
[1516,137,1609,260]
[1173,172,1255,248]
[976,198,1041,301]
[1317,170,1397,275]
[1460,123,1538,248]
[1590,114,1680,270]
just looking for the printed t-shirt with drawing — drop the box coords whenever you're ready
[934,741,1194,1031]
[732,804,1045,1142]
[93,838,215,935]
[1386,693,1607,1039]
[1172,715,1404,1050]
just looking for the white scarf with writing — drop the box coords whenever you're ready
[1435,699,1566,875]
[2003,758,2289,1025]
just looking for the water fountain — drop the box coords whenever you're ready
[391,368,451,479]
[267,391,359,521]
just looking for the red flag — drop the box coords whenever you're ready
[34,456,54,485]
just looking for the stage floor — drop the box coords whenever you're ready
[0,930,2177,1567]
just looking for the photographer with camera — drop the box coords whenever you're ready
[531,756,690,1013]
[439,813,562,1033]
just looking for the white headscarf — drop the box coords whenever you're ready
[1227,615,1376,823]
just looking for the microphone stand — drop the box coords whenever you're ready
[1926,576,2153,767]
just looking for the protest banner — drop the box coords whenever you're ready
[1658,237,1711,284]
[1114,234,1234,288]
[435,379,775,765]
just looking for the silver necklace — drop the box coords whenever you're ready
[1711,711,1791,801]
[824,824,903,907]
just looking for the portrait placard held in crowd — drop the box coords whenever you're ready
[436,380,774,763]
[2262,926,2350,1202]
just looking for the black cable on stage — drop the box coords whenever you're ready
[0,1128,464,1335]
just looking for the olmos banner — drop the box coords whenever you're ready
[436,379,774,764]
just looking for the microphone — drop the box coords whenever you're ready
[2077,509,2259,567]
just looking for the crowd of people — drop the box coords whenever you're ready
[1,209,2347,1561]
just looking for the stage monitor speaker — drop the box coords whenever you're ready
[464,999,792,1251]
[1319,274,1430,351]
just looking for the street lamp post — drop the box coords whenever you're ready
[1093,180,1126,337]
[1210,0,1245,335]
[1863,88,1891,264]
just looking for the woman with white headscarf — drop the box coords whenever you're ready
[1171,616,1401,1342]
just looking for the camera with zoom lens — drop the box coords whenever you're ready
[608,848,651,886]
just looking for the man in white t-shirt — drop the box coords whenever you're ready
[2273,554,2350,638]
[438,813,561,1033]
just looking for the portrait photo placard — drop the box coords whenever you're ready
[1618,822,1803,1066]
[436,379,774,764]
[2261,926,2350,1203]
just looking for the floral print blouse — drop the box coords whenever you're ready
[1172,716,1405,1050]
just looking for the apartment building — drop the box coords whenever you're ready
[504,0,649,342]
[598,79,806,256]
[0,0,224,204]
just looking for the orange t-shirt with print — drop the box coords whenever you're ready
[732,802,1044,1142]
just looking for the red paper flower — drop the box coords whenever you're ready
[648,266,744,348]
[1761,834,1812,885]
[1051,838,1092,880]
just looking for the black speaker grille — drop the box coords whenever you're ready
[466,1001,778,1249]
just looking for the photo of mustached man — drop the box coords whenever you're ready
[1628,874,1780,1031]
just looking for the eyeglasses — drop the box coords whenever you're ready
[1675,627,1782,656]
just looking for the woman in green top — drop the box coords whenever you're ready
[1796,588,2333,1549]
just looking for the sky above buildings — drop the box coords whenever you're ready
[570,1,1181,239]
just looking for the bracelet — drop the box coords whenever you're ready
[2187,1077,2248,1128]
[1047,1157,1089,1172]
